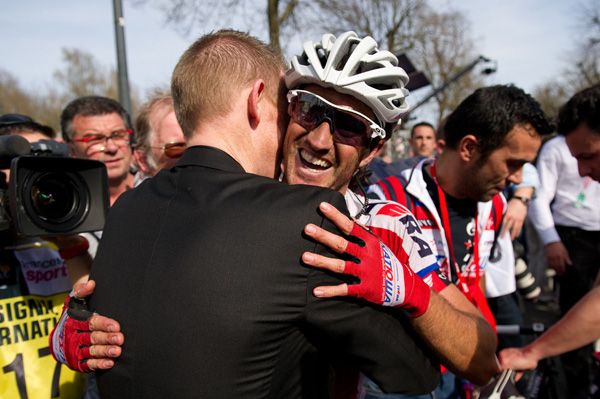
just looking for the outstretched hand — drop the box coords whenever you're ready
[498,347,538,372]
[49,280,124,372]
[302,202,431,317]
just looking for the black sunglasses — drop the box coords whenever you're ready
[286,90,385,146]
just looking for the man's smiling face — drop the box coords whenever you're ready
[281,84,383,193]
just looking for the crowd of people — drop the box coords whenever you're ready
[1,28,599,399]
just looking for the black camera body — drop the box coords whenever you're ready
[0,137,109,237]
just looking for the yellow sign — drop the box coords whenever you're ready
[1,292,86,399]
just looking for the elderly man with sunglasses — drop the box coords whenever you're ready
[50,31,501,398]
[132,90,186,185]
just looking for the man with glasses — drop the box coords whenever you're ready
[61,96,135,206]
[132,90,186,185]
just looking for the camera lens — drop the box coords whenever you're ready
[9,155,105,237]
[30,173,78,222]
[21,169,89,233]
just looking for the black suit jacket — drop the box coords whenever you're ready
[88,146,440,398]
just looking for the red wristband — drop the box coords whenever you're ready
[59,236,90,260]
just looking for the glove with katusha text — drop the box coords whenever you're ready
[344,223,431,317]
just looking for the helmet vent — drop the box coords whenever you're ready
[298,52,311,67]
[316,47,327,68]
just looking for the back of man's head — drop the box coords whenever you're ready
[557,83,600,137]
[443,85,553,158]
[171,30,286,140]
[60,96,131,141]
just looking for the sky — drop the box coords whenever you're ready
[0,0,578,120]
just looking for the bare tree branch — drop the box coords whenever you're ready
[536,0,600,112]
[311,0,423,54]
[131,0,305,53]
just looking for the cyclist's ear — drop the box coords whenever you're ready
[359,139,385,168]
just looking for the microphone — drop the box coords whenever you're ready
[0,135,31,169]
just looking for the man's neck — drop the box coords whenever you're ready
[189,135,261,175]
[426,153,468,199]
[109,173,135,206]
[186,108,275,178]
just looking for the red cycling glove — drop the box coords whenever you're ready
[345,223,431,317]
[49,291,94,373]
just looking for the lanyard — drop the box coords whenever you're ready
[430,161,479,293]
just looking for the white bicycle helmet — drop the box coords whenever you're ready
[285,31,410,129]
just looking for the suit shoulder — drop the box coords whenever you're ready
[253,177,347,209]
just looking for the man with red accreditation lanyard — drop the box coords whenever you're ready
[367,85,554,398]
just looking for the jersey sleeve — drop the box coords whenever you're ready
[365,201,449,293]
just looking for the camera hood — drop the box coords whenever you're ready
[9,156,109,236]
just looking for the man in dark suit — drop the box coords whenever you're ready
[52,30,439,398]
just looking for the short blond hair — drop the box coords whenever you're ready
[171,30,286,139]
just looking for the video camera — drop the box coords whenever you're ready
[0,135,109,237]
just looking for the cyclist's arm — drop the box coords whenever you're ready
[64,254,93,287]
[500,285,600,370]
[304,201,499,386]
[412,282,499,386]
